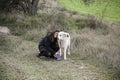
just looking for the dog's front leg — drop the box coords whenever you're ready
[58,40,62,56]
[59,48,62,56]
[64,48,67,60]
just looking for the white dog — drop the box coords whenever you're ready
[57,31,70,60]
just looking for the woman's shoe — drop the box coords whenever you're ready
[55,54,61,60]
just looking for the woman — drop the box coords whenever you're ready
[37,30,60,59]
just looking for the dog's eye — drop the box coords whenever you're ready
[60,35,62,36]
[67,34,69,37]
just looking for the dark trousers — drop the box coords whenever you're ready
[38,46,55,58]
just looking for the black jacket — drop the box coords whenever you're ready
[39,35,59,54]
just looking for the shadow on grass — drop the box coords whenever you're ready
[35,54,58,62]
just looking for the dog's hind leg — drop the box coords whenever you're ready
[67,45,70,55]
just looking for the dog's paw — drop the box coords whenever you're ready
[64,58,67,60]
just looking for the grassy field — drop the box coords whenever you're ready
[0,31,117,80]
[0,0,120,79]
[0,19,120,80]
[59,0,120,22]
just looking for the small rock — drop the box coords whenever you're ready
[0,26,10,35]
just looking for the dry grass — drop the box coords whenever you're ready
[0,19,120,79]
[70,25,120,71]
[0,35,113,80]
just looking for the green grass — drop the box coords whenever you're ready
[59,0,120,22]
[0,36,12,53]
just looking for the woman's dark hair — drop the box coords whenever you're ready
[46,30,60,42]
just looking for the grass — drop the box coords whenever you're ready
[59,0,120,22]
[0,35,115,80]
[0,12,120,79]
[0,18,120,79]
[0,36,12,53]
[0,0,120,79]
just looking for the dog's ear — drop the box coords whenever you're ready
[66,33,70,37]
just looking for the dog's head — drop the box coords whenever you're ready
[57,31,70,40]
